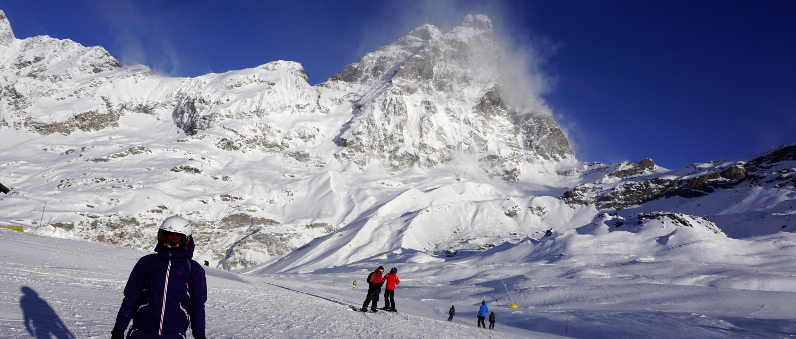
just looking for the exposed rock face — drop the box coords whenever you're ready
[0,22,127,134]
[747,144,796,171]
[605,159,656,180]
[0,11,15,47]
[171,60,322,135]
[559,145,796,210]
[608,211,725,235]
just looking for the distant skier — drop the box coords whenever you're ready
[112,216,207,339]
[203,260,209,266]
[477,300,488,328]
[352,280,357,290]
[489,311,496,329]
[361,266,384,312]
[448,305,456,321]
[381,267,400,311]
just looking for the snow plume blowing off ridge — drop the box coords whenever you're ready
[359,1,556,117]
[93,0,183,75]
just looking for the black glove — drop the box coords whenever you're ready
[111,327,125,339]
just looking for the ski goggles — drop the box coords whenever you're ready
[158,229,186,247]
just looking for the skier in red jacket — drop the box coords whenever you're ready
[381,267,400,312]
[361,266,384,312]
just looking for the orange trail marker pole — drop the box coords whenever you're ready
[491,262,517,308]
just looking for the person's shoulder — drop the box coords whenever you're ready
[130,253,159,272]
[136,253,158,264]
[189,259,206,272]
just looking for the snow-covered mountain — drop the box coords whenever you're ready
[0,12,571,177]
[0,12,574,268]
[1,8,794,278]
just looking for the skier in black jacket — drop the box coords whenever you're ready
[112,216,207,339]
[360,266,384,312]
[448,305,455,321]
[489,311,496,329]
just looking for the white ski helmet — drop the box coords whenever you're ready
[159,216,192,236]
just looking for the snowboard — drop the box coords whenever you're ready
[349,306,377,313]
[349,305,394,313]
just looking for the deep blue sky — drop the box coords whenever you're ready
[1,0,794,169]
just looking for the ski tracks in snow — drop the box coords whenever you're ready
[0,230,549,338]
[204,276,537,338]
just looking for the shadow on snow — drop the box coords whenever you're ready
[19,286,75,339]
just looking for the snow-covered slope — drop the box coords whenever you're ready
[5,216,796,338]
[0,228,557,339]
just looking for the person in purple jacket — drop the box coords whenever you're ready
[112,216,207,339]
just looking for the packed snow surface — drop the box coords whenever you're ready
[4,222,796,338]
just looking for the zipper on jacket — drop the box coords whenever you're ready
[159,253,172,335]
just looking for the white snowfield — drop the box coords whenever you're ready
[4,217,796,338]
[0,229,560,338]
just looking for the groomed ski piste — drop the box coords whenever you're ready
[3,219,796,338]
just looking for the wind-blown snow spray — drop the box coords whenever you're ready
[491,262,518,308]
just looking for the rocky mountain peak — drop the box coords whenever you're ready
[0,10,15,46]
[406,24,442,41]
[457,14,493,39]
[461,14,492,31]
[255,60,309,83]
[330,14,573,178]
